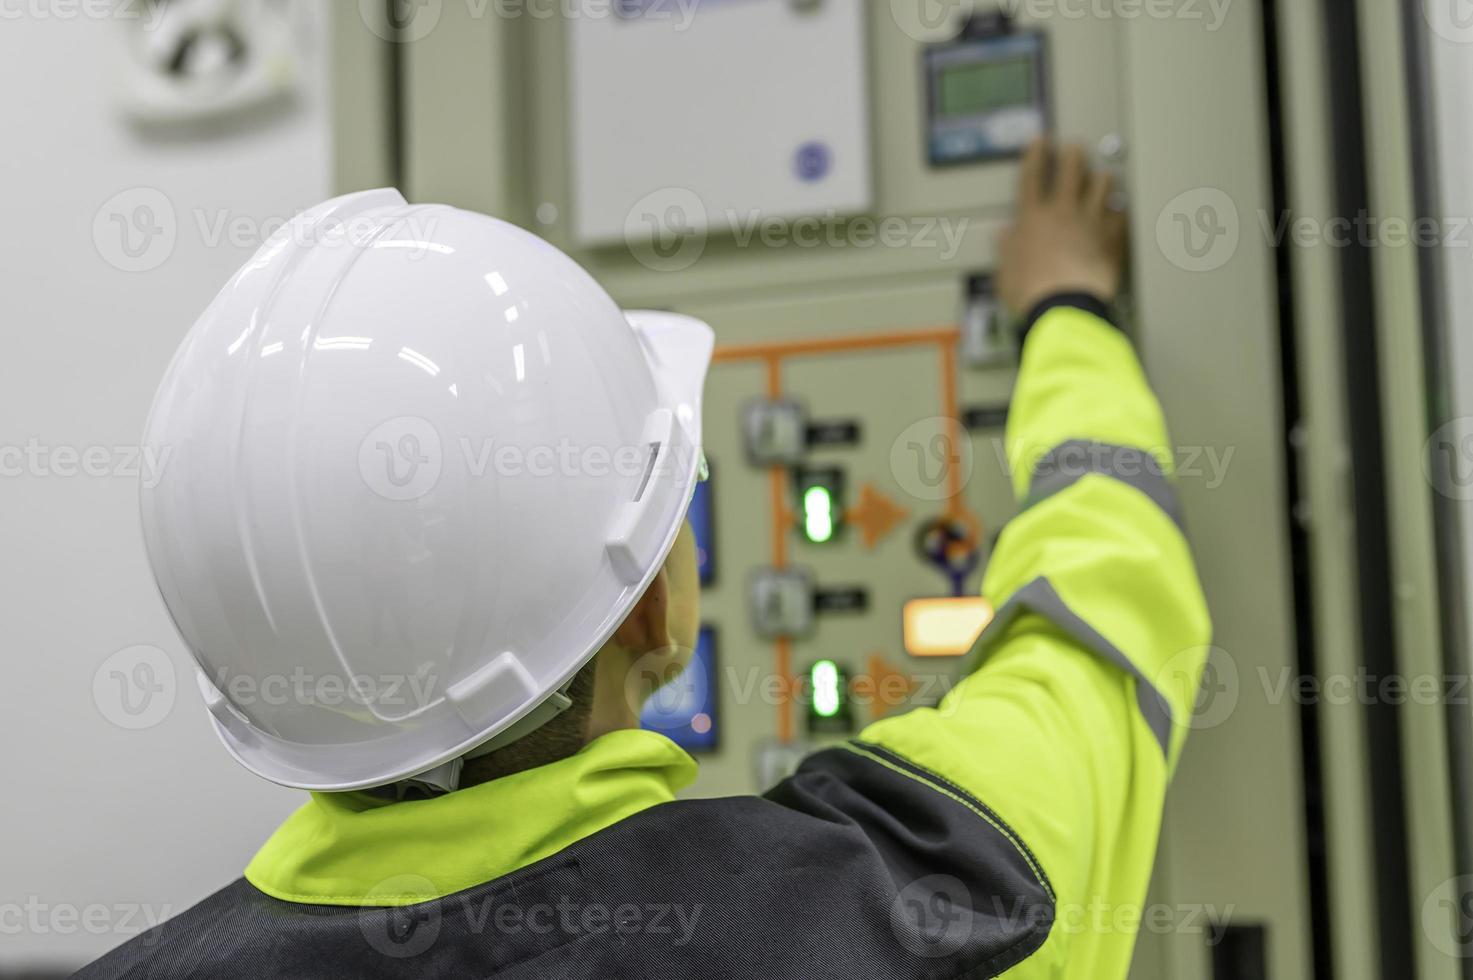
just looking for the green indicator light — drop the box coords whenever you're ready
[803,485,835,543]
[812,660,841,718]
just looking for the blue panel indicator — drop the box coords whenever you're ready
[689,466,715,586]
[640,626,719,753]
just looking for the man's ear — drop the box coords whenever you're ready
[612,566,672,655]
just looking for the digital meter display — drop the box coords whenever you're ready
[937,57,1035,118]
[640,626,719,753]
[926,31,1049,166]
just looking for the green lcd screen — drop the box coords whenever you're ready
[938,57,1035,118]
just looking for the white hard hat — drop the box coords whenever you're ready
[140,188,713,791]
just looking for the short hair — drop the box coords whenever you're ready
[459,658,601,786]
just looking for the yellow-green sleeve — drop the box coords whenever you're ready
[861,305,1212,979]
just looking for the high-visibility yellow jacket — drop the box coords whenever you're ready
[78,303,1209,980]
[862,300,1211,976]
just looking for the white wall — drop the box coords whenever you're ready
[0,5,331,971]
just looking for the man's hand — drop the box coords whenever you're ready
[996,138,1128,318]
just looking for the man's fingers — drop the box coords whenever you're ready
[1103,207,1129,263]
[1085,169,1115,217]
[1019,138,1048,208]
[1056,144,1086,203]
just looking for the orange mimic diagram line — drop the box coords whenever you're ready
[711,326,980,743]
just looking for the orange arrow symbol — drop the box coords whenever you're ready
[846,482,910,550]
[853,653,920,721]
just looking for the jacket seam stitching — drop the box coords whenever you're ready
[842,741,1056,903]
[841,742,1057,978]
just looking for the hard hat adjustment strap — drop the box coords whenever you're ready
[384,674,581,800]
[464,677,578,761]
[389,757,464,801]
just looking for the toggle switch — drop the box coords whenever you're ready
[748,567,816,640]
[742,398,808,467]
[962,273,1014,367]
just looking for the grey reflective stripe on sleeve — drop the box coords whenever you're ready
[976,576,1174,757]
[1027,439,1184,529]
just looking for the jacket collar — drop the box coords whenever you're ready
[244,728,697,906]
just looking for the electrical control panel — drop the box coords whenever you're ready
[355,2,1325,974]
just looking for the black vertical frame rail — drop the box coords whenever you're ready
[1259,0,1335,974]
[386,0,407,190]
[1322,0,1418,975]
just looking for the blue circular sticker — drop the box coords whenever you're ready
[794,142,832,182]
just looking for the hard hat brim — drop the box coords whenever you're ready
[623,310,715,455]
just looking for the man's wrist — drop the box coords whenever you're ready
[1016,292,1118,350]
